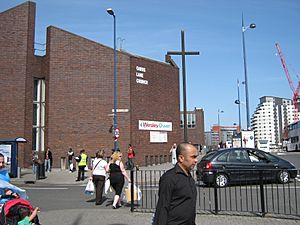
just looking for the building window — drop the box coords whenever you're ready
[32,79,45,152]
[180,113,196,128]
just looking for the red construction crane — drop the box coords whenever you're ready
[275,43,300,121]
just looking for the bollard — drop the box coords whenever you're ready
[60,157,66,170]
[17,167,21,179]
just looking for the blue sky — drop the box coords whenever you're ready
[1,0,300,131]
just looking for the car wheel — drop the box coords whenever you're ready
[215,173,228,187]
[278,170,290,184]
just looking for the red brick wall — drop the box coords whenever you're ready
[130,57,181,165]
[45,26,131,167]
[0,2,37,166]
[0,2,182,168]
[184,108,205,145]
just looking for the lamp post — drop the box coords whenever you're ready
[217,109,224,144]
[235,79,243,148]
[107,8,118,151]
[234,79,242,131]
[242,14,256,130]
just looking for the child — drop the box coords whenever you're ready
[0,188,20,204]
[18,207,39,225]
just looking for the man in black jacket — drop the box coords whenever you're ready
[153,143,198,225]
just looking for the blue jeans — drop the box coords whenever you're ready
[45,159,51,172]
[32,163,37,174]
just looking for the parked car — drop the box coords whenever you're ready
[196,148,297,187]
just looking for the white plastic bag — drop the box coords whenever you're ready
[123,183,142,202]
[104,178,111,194]
[84,180,95,195]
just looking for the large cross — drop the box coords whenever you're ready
[167,30,200,143]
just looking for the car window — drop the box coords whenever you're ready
[264,153,279,163]
[216,151,229,162]
[202,151,218,161]
[228,150,249,163]
[248,150,269,163]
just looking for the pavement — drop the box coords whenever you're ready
[9,163,300,225]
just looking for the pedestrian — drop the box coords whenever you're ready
[89,149,108,205]
[67,147,74,173]
[0,153,10,182]
[153,143,198,225]
[44,147,53,172]
[126,144,135,170]
[169,143,177,165]
[76,149,88,181]
[32,152,39,175]
[106,151,131,209]
[17,206,40,225]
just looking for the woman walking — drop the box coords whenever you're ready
[90,150,108,205]
[107,151,131,209]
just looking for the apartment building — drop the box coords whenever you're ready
[251,96,295,149]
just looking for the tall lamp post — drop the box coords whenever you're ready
[242,14,256,130]
[107,8,118,151]
[234,79,243,147]
[217,109,224,144]
[234,79,242,130]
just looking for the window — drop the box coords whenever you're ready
[32,79,45,152]
[248,150,268,163]
[180,112,196,128]
[217,151,229,162]
[228,150,249,162]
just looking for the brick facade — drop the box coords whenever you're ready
[0,2,181,167]
[181,108,205,146]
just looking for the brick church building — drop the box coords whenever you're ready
[0,2,182,168]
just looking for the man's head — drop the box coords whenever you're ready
[0,153,5,169]
[176,143,198,173]
[172,143,177,149]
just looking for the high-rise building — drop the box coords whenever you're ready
[251,96,296,149]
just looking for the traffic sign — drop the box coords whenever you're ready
[114,128,120,138]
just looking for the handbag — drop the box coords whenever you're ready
[84,180,95,195]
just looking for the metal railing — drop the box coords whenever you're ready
[129,169,300,219]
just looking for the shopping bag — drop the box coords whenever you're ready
[104,178,111,194]
[84,165,89,171]
[123,183,142,203]
[84,180,95,195]
[69,163,74,171]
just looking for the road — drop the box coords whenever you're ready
[24,185,98,211]
[276,151,300,168]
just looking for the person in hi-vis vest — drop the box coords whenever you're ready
[76,149,88,181]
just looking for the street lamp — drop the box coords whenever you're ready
[242,14,256,130]
[218,109,224,144]
[234,79,242,131]
[235,79,243,148]
[107,8,118,151]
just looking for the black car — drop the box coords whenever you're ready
[196,148,297,187]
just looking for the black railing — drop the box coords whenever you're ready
[130,169,300,219]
